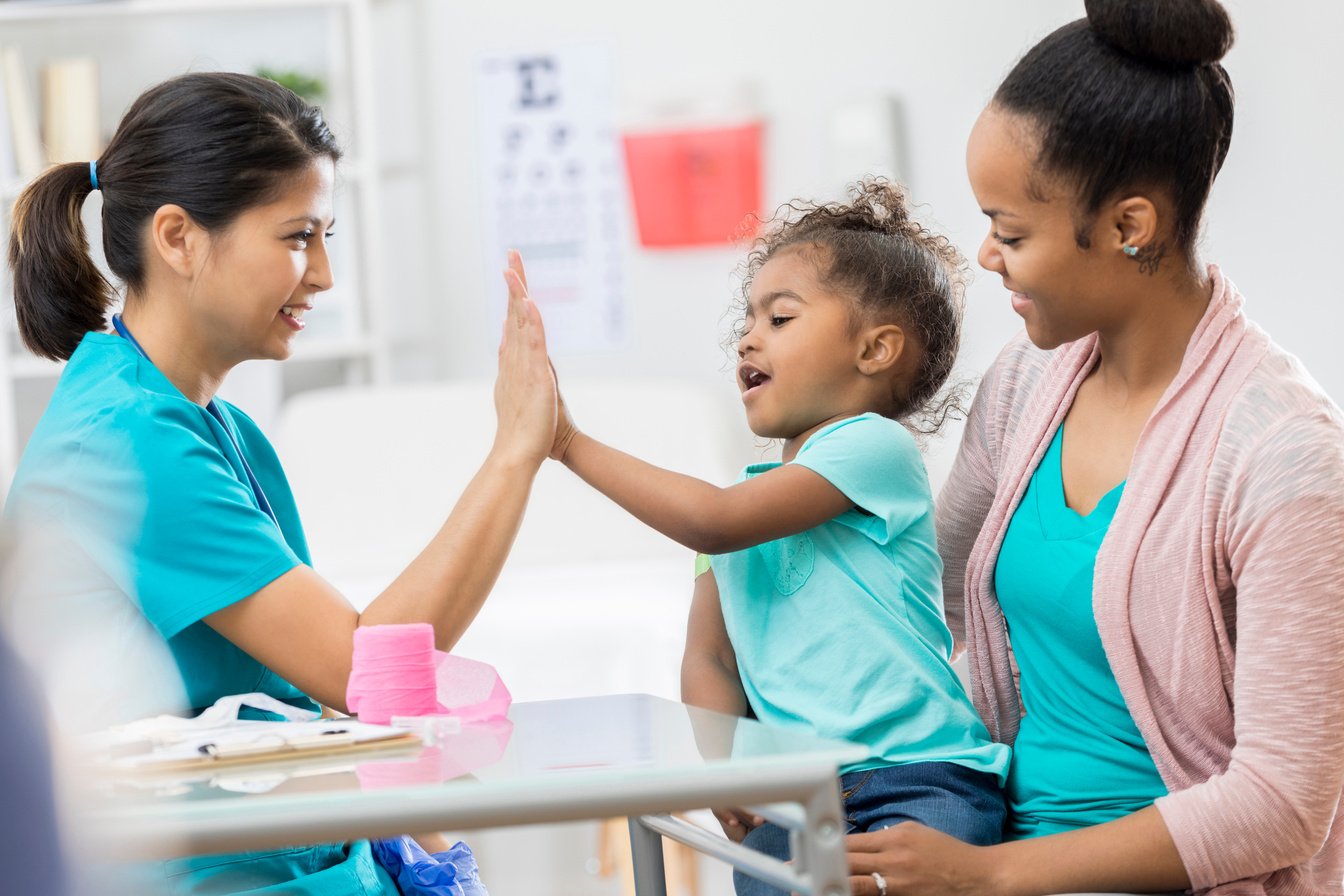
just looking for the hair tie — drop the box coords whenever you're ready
[89,160,99,191]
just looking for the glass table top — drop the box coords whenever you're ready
[83,692,868,818]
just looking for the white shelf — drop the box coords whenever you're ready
[0,0,359,23]
[2,156,397,205]
[288,338,373,363]
[0,0,394,484]
[7,355,65,380]
[6,340,371,380]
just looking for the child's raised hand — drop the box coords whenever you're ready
[549,364,579,462]
[712,807,764,844]
[494,250,556,467]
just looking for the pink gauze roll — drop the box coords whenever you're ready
[346,623,440,723]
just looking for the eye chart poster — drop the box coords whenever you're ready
[475,46,630,354]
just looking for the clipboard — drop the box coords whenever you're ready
[99,719,424,774]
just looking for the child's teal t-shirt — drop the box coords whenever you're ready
[3,332,397,894]
[994,424,1166,839]
[709,413,1009,781]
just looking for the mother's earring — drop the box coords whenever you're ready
[1122,245,1139,257]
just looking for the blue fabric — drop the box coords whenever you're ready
[3,332,397,894]
[0,635,69,896]
[994,425,1166,839]
[370,836,488,896]
[113,314,279,530]
[158,841,397,895]
[733,761,1005,896]
[710,413,1009,781]
[6,334,312,712]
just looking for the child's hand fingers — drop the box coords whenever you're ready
[712,808,760,843]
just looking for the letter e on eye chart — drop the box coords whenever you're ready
[475,45,630,354]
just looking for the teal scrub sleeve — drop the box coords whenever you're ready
[76,398,303,640]
[791,413,931,545]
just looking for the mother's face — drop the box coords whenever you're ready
[965,108,1131,350]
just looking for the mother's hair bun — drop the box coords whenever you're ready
[1084,0,1234,66]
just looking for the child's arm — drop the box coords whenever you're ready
[555,414,853,555]
[680,568,746,716]
[681,567,764,843]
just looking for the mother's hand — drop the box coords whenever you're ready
[495,250,556,467]
[847,822,1001,896]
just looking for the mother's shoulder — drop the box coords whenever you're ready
[977,329,1072,412]
[1220,336,1344,449]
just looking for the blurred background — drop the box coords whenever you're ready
[0,0,1339,893]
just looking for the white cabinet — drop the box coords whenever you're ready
[0,0,393,486]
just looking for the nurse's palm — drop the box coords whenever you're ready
[496,251,555,466]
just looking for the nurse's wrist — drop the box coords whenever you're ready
[484,440,547,473]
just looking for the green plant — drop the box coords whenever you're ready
[255,67,326,102]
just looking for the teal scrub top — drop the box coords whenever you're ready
[4,333,397,894]
[711,413,1010,781]
[994,424,1166,839]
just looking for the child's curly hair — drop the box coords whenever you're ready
[731,178,969,436]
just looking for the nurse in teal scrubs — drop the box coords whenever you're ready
[3,72,556,894]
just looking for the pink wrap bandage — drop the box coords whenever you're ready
[346,623,511,725]
[346,623,440,723]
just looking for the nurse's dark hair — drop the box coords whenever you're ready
[732,178,968,437]
[993,0,1235,261]
[7,71,342,361]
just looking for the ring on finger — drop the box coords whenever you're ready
[871,871,888,896]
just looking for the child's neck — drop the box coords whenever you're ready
[781,411,870,462]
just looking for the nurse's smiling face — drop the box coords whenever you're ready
[189,158,336,365]
[965,108,1129,349]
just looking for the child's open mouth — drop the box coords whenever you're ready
[739,364,770,396]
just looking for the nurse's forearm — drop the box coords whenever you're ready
[360,447,542,650]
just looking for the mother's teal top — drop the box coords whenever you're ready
[3,333,396,894]
[993,424,1166,839]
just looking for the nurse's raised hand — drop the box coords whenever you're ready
[495,249,556,467]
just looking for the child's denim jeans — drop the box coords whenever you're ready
[733,760,1005,896]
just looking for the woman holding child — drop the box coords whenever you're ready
[845,0,1344,893]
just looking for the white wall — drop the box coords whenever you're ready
[11,1,1335,481]
[392,0,1342,490]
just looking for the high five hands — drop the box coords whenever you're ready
[501,251,578,462]
[494,249,558,468]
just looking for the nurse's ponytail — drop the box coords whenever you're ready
[8,163,115,361]
[7,72,342,361]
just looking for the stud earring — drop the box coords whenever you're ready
[1122,245,1139,257]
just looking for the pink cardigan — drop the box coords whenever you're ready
[937,267,1344,894]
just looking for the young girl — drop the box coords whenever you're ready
[509,180,1009,894]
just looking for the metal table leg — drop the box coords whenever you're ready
[793,777,849,896]
[629,815,669,896]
